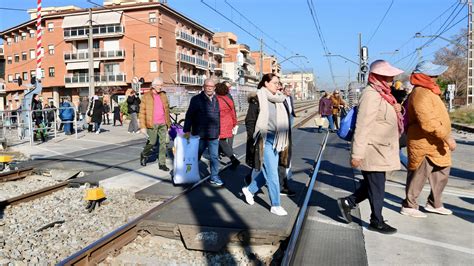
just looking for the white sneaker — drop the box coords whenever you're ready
[270,206,288,216]
[400,207,427,218]
[424,203,452,215]
[242,187,254,205]
[96,130,100,135]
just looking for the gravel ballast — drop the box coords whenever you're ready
[0,187,157,264]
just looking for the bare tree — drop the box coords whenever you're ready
[433,28,468,97]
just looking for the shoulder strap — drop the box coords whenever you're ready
[221,96,233,109]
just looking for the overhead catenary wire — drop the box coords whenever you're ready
[366,0,394,46]
[200,0,306,71]
[306,0,337,89]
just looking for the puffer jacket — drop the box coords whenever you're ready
[245,93,289,171]
[407,86,452,170]
[217,95,237,139]
[351,85,400,172]
[139,90,171,129]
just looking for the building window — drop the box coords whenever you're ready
[30,30,35,38]
[22,52,27,61]
[15,73,20,80]
[41,69,45,78]
[21,32,27,40]
[22,72,28,81]
[160,60,163,73]
[150,61,157,72]
[7,37,12,45]
[149,12,156,23]
[8,75,13,83]
[30,49,36,59]
[93,41,100,49]
[14,35,19,43]
[48,22,54,32]
[48,45,55,55]
[14,54,19,62]
[149,36,157,48]
[159,37,163,48]
[49,67,55,77]
[30,70,36,79]
[7,56,12,64]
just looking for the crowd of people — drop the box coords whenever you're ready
[26,59,457,222]
[337,59,456,235]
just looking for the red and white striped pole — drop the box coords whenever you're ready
[35,0,43,80]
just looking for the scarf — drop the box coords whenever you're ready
[254,87,289,152]
[410,73,441,95]
[368,73,404,135]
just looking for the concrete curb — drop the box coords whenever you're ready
[452,123,474,133]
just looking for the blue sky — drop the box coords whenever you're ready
[0,0,468,89]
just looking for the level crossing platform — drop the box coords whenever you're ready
[137,129,325,250]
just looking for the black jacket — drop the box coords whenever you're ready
[184,92,220,139]
[127,95,141,114]
[31,99,43,122]
[90,100,104,123]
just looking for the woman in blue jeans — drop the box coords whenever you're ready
[242,73,290,216]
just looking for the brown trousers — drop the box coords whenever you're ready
[403,157,450,209]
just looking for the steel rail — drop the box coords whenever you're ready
[282,130,330,265]
[0,167,34,182]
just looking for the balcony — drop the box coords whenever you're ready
[64,73,126,88]
[239,43,250,52]
[214,47,225,57]
[209,62,216,71]
[64,49,125,62]
[178,75,205,86]
[176,30,208,50]
[64,24,124,40]
[244,56,256,65]
[178,53,196,65]
[195,57,209,70]
[244,70,259,80]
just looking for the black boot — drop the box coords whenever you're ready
[159,164,170,171]
[140,154,147,166]
[230,155,241,169]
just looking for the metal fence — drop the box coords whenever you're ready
[0,106,78,146]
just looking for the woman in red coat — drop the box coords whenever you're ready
[216,82,240,169]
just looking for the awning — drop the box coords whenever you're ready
[66,61,99,70]
[62,11,122,28]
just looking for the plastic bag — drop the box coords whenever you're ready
[173,135,200,184]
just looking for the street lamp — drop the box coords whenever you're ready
[415,32,466,50]
[324,53,359,65]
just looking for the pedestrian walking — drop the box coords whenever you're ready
[338,60,404,234]
[183,78,224,187]
[31,94,46,142]
[89,96,104,134]
[44,103,54,129]
[139,77,171,171]
[318,91,335,133]
[278,84,296,197]
[401,61,455,218]
[78,97,89,121]
[215,82,240,169]
[331,90,346,130]
[59,96,75,135]
[112,101,122,126]
[103,100,111,125]
[127,90,141,133]
[242,73,290,216]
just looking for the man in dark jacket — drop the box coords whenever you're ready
[183,78,223,187]
[127,90,141,133]
[279,85,296,196]
[59,96,75,135]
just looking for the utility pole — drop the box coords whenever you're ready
[416,47,422,63]
[259,38,264,79]
[358,33,362,84]
[88,8,94,98]
[467,0,473,106]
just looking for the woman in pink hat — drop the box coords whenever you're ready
[338,59,404,235]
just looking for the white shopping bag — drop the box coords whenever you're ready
[173,135,201,184]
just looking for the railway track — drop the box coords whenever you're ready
[58,107,319,265]
[0,167,33,182]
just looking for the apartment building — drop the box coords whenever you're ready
[213,32,259,86]
[0,1,219,109]
[280,71,316,100]
[251,51,281,77]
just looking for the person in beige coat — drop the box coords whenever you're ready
[401,61,455,218]
[338,60,404,235]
